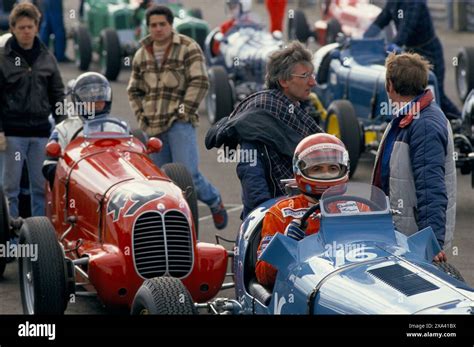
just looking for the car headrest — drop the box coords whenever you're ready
[350,38,386,65]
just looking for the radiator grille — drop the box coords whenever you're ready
[133,211,193,278]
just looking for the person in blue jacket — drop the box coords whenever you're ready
[372,52,456,262]
[364,0,461,119]
[39,0,67,62]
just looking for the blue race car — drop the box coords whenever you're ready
[204,24,283,124]
[312,38,440,176]
[203,182,472,314]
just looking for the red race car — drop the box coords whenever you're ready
[288,0,395,46]
[15,117,229,314]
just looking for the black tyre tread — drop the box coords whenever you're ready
[188,8,203,19]
[75,24,92,71]
[456,47,474,102]
[161,163,199,237]
[207,66,234,124]
[132,277,196,315]
[326,100,361,177]
[433,261,465,283]
[326,18,342,44]
[289,9,312,42]
[19,217,67,314]
[100,29,122,81]
[0,189,9,277]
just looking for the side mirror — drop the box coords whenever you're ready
[46,141,62,158]
[146,137,162,154]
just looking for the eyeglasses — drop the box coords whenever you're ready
[291,72,316,81]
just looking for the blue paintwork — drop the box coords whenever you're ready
[233,183,474,315]
[205,25,283,89]
[313,38,440,127]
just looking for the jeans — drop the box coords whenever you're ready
[150,121,221,208]
[39,0,66,61]
[3,137,48,218]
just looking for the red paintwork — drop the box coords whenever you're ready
[45,135,228,309]
[313,0,382,46]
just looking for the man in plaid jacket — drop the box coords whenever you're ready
[127,5,228,229]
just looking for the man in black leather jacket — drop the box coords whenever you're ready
[0,2,64,217]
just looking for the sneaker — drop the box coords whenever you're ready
[210,199,228,230]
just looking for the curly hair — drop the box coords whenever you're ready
[385,52,432,97]
[9,2,41,28]
[265,41,314,90]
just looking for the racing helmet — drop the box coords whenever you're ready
[226,0,252,14]
[293,133,349,198]
[70,72,112,121]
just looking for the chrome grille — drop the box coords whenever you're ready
[133,211,193,278]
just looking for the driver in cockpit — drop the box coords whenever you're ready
[42,72,116,188]
[256,133,354,287]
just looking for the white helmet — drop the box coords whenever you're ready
[227,0,252,14]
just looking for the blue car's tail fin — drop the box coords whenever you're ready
[406,226,442,262]
[259,233,298,273]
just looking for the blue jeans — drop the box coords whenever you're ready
[150,121,221,208]
[39,0,66,61]
[3,137,48,218]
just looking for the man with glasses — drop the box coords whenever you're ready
[206,41,323,219]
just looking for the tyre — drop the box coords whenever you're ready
[131,128,148,146]
[288,9,313,42]
[161,163,199,238]
[19,217,67,314]
[74,24,92,71]
[433,261,465,283]
[0,189,10,277]
[131,277,196,315]
[326,18,342,44]
[456,47,474,102]
[100,28,122,81]
[325,100,361,177]
[206,66,234,124]
[188,8,203,19]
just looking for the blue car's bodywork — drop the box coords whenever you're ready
[233,183,474,314]
[313,38,440,140]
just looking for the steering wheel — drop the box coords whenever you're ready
[300,203,320,232]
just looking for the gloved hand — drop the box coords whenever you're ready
[386,42,402,54]
[363,23,382,38]
[284,219,306,241]
[0,132,6,151]
[433,250,447,263]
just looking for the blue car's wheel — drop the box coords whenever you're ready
[433,262,465,283]
[326,100,361,177]
[456,47,474,102]
[206,66,234,124]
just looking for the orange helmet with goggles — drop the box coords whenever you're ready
[293,133,349,198]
